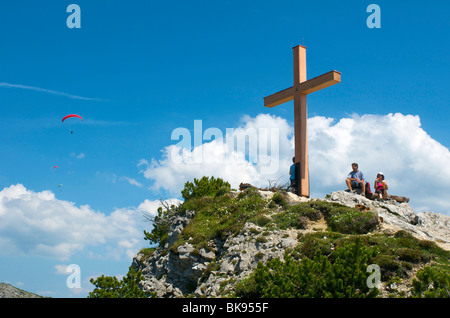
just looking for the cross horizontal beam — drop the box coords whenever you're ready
[263,70,341,108]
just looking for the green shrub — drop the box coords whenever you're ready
[360,233,449,283]
[143,206,173,246]
[372,254,401,281]
[236,238,379,298]
[138,247,156,262]
[295,233,335,259]
[286,204,323,222]
[394,230,415,239]
[411,265,450,298]
[181,176,231,201]
[270,203,326,230]
[271,192,287,208]
[268,201,378,235]
[144,176,231,247]
[178,187,267,248]
[88,267,153,298]
[327,208,378,234]
[397,248,431,263]
[272,211,308,230]
[253,215,271,227]
[256,236,268,243]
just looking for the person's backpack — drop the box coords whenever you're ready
[365,182,372,196]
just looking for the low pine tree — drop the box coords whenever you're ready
[88,267,153,298]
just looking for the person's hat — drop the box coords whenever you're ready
[378,172,384,176]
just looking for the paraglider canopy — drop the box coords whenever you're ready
[62,114,83,122]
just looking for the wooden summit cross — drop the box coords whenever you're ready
[264,45,341,197]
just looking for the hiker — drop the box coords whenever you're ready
[289,157,297,189]
[345,162,365,196]
[374,172,388,200]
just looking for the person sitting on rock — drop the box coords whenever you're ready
[345,162,365,196]
[374,172,388,200]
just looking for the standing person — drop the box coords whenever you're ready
[374,172,388,200]
[289,157,297,189]
[345,163,365,196]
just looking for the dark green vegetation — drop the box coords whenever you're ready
[236,230,449,298]
[181,176,231,201]
[269,199,379,234]
[412,264,450,298]
[88,267,155,298]
[236,238,380,298]
[146,179,380,252]
[91,177,449,298]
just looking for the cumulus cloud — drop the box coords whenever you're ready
[54,264,71,275]
[308,113,450,213]
[0,184,178,260]
[140,114,293,194]
[140,113,450,215]
[137,198,182,215]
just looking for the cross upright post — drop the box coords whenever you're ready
[264,45,341,197]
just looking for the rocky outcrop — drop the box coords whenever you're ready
[326,191,450,251]
[132,190,449,298]
[133,220,305,297]
[0,283,43,298]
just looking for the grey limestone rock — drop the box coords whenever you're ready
[133,189,450,298]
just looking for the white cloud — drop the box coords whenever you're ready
[70,152,85,159]
[137,159,149,167]
[0,184,178,260]
[0,82,106,101]
[140,114,293,194]
[137,198,182,216]
[140,113,450,215]
[121,176,143,188]
[308,113,450,213]
[54,264,70,275]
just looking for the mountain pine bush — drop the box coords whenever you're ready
[181,176,231,201]
[236,238,379,298]
[411,265,450,298]
[88,267,153,298]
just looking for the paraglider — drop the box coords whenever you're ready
[53,165,59,169]
[62,114,83,134]
[62,114,83,122]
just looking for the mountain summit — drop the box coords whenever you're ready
[132,183,449,298]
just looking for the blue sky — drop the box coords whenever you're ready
[0,1,449,297]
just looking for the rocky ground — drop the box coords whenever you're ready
[327,191,450,251]
[0,283,43,298]
[132,190,449,298]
